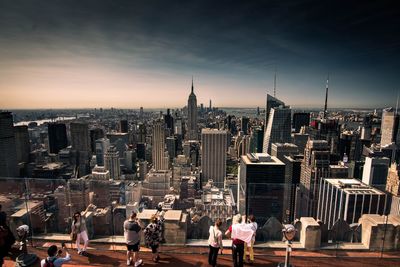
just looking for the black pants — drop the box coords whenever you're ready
[232,243,244,267]
[208,245,219,267]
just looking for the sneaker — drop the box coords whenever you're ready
[134,259,143,267]
[127,259,131,266]
[78,251,82,255]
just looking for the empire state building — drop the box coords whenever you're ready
[187,79,198,140]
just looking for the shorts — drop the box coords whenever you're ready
[150,244,159,253]
[127,242,140,252]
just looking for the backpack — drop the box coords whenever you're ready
[43,258,56,267]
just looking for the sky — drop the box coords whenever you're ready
[0,0,399,109]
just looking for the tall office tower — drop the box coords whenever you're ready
[141,169,172,207]
[183,140,200,167]
[292,131,309,154]
[104,145,121,179]
[95,138,110,166]
[380,107,399,147]
[187,79,198,140]
[249,127,264,153]
[0,112,18,177]
[164,109,174,134]
[237,135,251,157]
[48,123,68,154]
[263,105,292,154]
[14,125,30,163]
[119,120,128,133]
[166,136,177,161]
[297,140,330,218]
[362,156,390,188]
[209,99,212,111]
[70,122,90,152]
[271,143,299,161]
[328,162,349,178]
[317,178,386,229]
[338,131,362,162]
[238,153,285,223]
[282,154,303,222]
[386,163,400,215]
[241,117,249,134]
[137,123,146,143]
[136,143,146,160]
[292,112,310,133]
[174,117,183,136]
[265,94,285,127]
[201,129,228,187]
[139,107,144,121]
[90,128,104,153]
[152,120,169,171]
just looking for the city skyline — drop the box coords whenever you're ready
[0,0,399,109]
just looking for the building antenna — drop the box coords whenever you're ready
[323,74,329,119]
[273,66,277,98]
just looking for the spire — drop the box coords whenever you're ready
[323,74,329,119]
[274,67,277,98]
[191,76,194,94]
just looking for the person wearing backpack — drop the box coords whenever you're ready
[208,219,223,267]
[41,243,71,267]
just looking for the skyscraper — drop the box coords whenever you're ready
[317,178,386,229]
[48,123,68,154]
[119,120,128,133]
[297,140,330,218]
[152,120,169,171]
[187,79,198,140]
[265,94,284,127]
[14,125,30,163]
[292,112,310,133]
[241,117,249,134]
[95,138,110,166]
[89,127,104,153]
[238,153,285,223]
[0,112,18,177]
[362,156,390,188]
[380,107,399,147]
[201,129,228,187]
[263,105,292,153]
[70,122,90,152]
[104,145,121,179]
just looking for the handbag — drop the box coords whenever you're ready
[70,231,77,242]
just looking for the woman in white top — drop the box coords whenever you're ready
[208,219,223,267]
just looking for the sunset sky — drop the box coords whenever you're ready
[0,0,399,109]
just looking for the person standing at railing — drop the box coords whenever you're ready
[144,210,165,263]
[71,205,90,256]
[124,212,143,267]
[208,218,223,267]
[245,215,257,264]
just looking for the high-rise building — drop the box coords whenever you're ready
[282,154,303,222]
[317,178,386,229]
[152,120,169,171]
[270,143,298,161]
[387,162,400,196]
[265,94,284,127]
[0,112,18,177]
[241,117,249,134]
[166,136,177,161]
[263,105,292,153]
[48,123,68,154]
[104,145,121,179]
[238,153,285,223]
[137,123,146,143]
[187,79,198,140]
[14,125,30,163]
[292,112,310,133]
[164,109,174,134]
[119,120,128,133]
[95,138,110,166]
[70,122,90,152]
[297,140,330,218]
[249,127,264,153]
[90,128,104,153]
[201,129,228,187]
[362,156,390,188]
[380,107,399,147]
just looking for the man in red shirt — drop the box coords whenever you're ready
[225,214,245,267]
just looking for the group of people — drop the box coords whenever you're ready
[208,214,257,267]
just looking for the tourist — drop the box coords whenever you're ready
[208,218,223,267]
[0,204,15,266]
[71,206,90,256]
[225,214,254,267]
[144,210,165,263]
[124,212,143,266]
[41,243,71,267]
[245,215,257,264]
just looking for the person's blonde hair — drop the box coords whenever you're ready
[232,213,242,224]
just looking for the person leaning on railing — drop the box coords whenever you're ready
[208,218,223,267]
[144,210,165,263]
